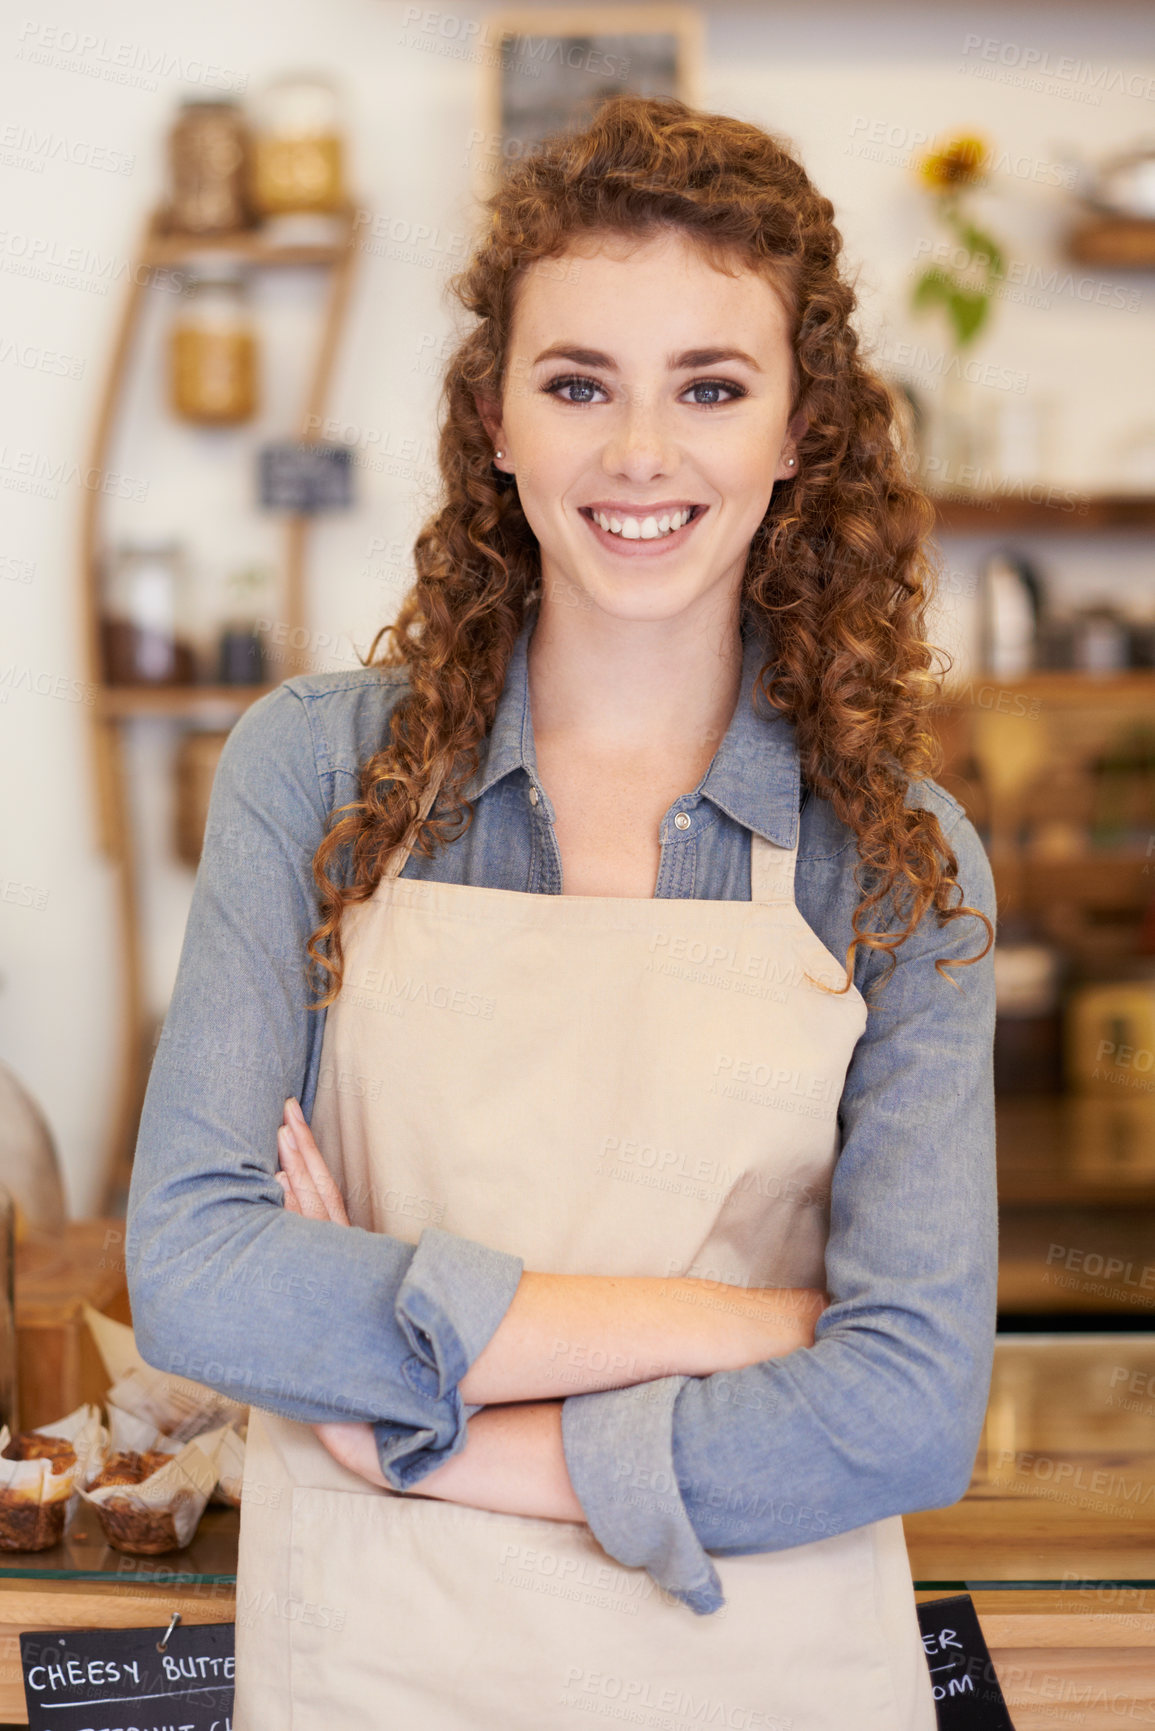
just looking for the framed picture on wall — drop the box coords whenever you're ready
[474,6,703,196]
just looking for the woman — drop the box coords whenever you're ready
[126,94,996,1730]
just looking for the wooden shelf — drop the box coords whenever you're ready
[940,670,1155,706]
[990,851,1152,913]
[1068,214,1155,270]
[997,1096,1155,1207]
[142,210,356,270]
[83,201,360,1211]
[933,493,1155,534]
[97,683,278,719]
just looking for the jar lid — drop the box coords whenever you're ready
[994,943,1062,1015]
[253,73,340,134]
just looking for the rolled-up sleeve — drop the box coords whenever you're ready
[560,806,997,1613]
[125,683,524,1486]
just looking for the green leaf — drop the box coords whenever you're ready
[943,209,1005,279]
[948,289,990,347]
[911,267,953,309]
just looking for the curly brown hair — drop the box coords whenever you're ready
[305,92,992,1008]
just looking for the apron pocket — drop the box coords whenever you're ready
[287,1486,920,1731]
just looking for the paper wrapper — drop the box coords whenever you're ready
[0,1404,108,1551]
[207,1421,245,1507]
[84,1305,247,1442]
[79,1433,220,1555]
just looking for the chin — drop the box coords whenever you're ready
[545,564,738,627]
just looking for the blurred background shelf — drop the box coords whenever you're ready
[941,671,1155,705]
[933,494,1155,534]
[96,684,279,720]
[1068,215,1155,269]
[83,203,360,1210]
[142,208,357,270]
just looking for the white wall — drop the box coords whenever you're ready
[1,0,1153,1214]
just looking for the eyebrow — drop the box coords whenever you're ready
[530,344,763,373]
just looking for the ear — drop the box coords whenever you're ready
[475,393,506,455]
[774,406,809,481]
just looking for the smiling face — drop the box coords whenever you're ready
[478,225,803,631]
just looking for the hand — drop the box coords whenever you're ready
[275,1097,350,1224]
[276,1100,383,1482]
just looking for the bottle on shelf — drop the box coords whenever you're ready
[976,548,1041,676]
[166,97,253,236]
[993,921,1066,1096]
[215,562,274,684]
[99,541,198,686]
[168,263,259,426]
[249,74,346,229]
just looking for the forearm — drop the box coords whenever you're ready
[458,1271,824,1405]
[411,1401,584,1522]
[129,1173,518,1427]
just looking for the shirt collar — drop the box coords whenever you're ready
[461,608,802,848]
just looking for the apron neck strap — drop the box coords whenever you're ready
[750,830,799,904]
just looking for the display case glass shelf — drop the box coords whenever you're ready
[1,1339,1150,1589]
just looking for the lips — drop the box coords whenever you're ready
[578,504,706,555]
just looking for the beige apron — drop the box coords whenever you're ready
[235,785,937,1730]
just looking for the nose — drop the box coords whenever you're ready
[600,384,678,481]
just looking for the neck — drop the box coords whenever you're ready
[526,593,745,757]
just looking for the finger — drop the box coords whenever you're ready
[283,1103,351,1226]
[276,1170,304,1215]
[276,1125,329,1221]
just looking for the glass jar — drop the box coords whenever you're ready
[249,75,345,216]
[100,542,198,685]
[167,98,251,235]
[169,265,258,425]
[216,562,274,684]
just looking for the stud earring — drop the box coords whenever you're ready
[495,449,504,459]
[787,458,796,467]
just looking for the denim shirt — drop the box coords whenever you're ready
[125,608,998,1617]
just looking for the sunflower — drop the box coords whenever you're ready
[916,134,989,192]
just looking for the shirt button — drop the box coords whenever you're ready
[528,784,540,807]
[674,811,692,831]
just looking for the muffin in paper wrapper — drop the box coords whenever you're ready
[84,1308,248,1513]
[79,1430,223,1555]
[0,1404,108,1551]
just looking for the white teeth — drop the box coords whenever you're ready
[591,508,693,540]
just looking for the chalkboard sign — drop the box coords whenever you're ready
[21,1622,234,1731]
[258,440,353,511]
[916,1594,1016,1728]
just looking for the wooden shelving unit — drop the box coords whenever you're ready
[941,670,1155,707]
[84,204,360,1212]
[996,1095,1155,1314]
[1068,213,1155,270]
[96,684,280,720]
[932,493,1155,534]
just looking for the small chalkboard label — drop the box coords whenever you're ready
[916,1594,1016,1728]
[21,1622,234,1731]
[258,440,353,512]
